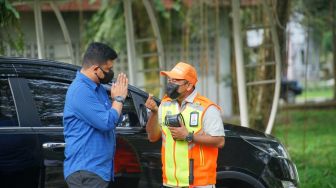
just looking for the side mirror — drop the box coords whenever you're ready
[138,104,149,127]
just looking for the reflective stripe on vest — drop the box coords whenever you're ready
[161,95,219,187]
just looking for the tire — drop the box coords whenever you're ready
[216,171,266,188]
[216,178,264,188]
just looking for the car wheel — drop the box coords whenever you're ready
[216,179,262,188]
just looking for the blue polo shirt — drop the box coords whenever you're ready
[63,71,119,181]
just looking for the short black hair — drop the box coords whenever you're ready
[82,42,118,68]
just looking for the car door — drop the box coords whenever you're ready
[27,77,148,188]
[0,77,67,188]
[0,78,39,188]
[14,76,146,188]
[24,77,161,188]
[26,78,69,188]
[126,89,163,188]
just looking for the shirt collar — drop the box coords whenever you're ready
[76,71,99,90]
[182,89,197,105]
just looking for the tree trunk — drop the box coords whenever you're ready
[276,0,291,75]
[332,1,336,100]
[249,0,290,131]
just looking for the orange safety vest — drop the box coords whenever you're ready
[160,94,220,187]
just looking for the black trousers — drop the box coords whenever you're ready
[66,170,109,188]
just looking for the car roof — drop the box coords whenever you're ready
[0,56,154,101]
[0,56,78,83]
[0,57,274,139]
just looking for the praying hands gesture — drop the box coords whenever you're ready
[111,73,128,115]
[111,73,128,99]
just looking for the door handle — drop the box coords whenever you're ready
[43,142,66,149]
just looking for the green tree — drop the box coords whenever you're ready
[293,0,336,99]
[0,0,24,55]
[84,0,125,52]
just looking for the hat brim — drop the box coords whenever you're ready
[160,71,185,79]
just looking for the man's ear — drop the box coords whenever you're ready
[187,83,194,91]
[91,65,99,71]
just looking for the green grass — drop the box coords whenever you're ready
[297,87,333,100]
[273,109,336,188]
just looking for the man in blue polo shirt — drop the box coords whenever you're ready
[63,42,128,188]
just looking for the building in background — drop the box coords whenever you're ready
[287,14,320,82]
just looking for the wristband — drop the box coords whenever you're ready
[114,96,125,104]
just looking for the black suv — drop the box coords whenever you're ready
[0,57,299,188]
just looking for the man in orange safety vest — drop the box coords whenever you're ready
[145,62,225,188]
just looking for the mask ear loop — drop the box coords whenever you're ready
[98,66,106,73]
[93,65,102,80]
[94,69,102,81]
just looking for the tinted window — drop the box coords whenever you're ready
[0,79,18,127]
[117,98,141,127]
[107,91,140,127]
[27,79,69,127]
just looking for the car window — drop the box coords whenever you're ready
[117,98,141,127]
[27,79,69,127]
[0,79,19,127]
[26,79,140,128]
[105,90,141,127]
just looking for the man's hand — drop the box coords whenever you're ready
[145,94,161,142]
[111,73,128,99]
[168,120,188,140]
[145,95,158,113]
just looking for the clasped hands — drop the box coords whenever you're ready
[111,73,128,99]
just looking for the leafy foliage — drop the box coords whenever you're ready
[153,0,182,19]
[293,0,330,28]
[152,0,215,43]
[83,0,125,53]
[0,0,24,55]
[293,0,333,53]
[322,31,333,53]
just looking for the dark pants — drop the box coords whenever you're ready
[66,170,109,188]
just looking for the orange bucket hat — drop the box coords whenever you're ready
[160,62,198,85]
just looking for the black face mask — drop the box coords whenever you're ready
[96,67,114,84]
[166,83,181,99]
